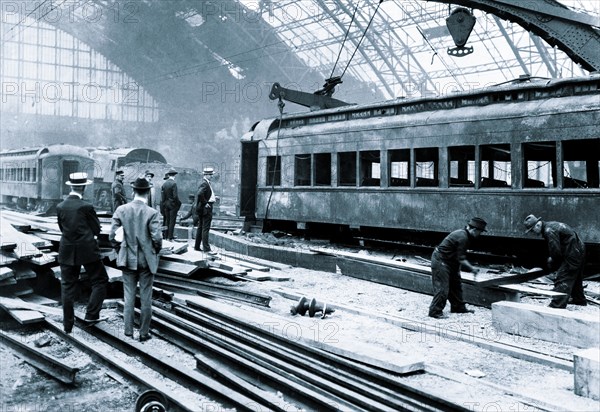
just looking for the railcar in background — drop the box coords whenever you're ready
[88,147,202,212]
[240,75,600,265]
[0,144,95,214]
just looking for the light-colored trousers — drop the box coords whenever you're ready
[122,267,154,337]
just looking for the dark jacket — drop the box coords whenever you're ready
[542,221,585,269]
[111,181,127,212]
[57,195,102,266]
[161,179,181,211]
[433,228,472,270]
[195,178,213,216]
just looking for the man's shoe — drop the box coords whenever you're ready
[139,334,152,342]
[571,300,588,306]
[451,307,475,314]
[82,316,108,326]
[428,313,447,319]
[124,332,133,338]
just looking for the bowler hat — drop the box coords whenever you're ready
[166,168,178,176]
[66,172,93,186]
[115,170,124,176]
[523,214,542,233]
[144,170,155,178]
[468,217,487,232]
[163,173,169,180]
[131,177,153,190]
[203,166,214,175]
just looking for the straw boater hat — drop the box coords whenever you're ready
[115,170,124,176]
[144,170,155,178]
[523,214,542,233]
[203,166,214,175]
[468,217,487,232]
[65,172,92,186]
[130,177,153,190]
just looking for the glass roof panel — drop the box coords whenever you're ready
[239,0,599,102]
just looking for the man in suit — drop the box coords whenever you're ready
[57,172,109,333]
[194,166,218,254]
[161,168,181,241]
[110,178,162,342]
[143,170,155,208]
[111,170,127,212]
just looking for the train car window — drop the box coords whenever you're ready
[448,146,475,187]
[314,153,331,186]
[338,152,357,186]
[266,156,281,186]
[523,142,556,188]
[359,151,381,187]
[563,139,600,189]
[389,149,410,187]
[294,154,311,186]
[480,144,511,188]
[415,148,439,187]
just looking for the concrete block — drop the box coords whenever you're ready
[492,301,600,348]
[574,348,600,400]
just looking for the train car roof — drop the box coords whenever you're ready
[0,144,91,159]
[245,74,600,141]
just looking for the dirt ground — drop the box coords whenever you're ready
[1,237,599,411]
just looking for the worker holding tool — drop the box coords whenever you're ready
[428,217,487,319]
[523,214,587,308]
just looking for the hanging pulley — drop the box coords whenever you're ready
[446,7,476,57]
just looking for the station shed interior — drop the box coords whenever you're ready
[1,0,598,172]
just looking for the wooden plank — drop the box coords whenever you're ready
[161,251,209,267]
[497,283,566,297]
[0,251,19,266]
[336,256,516,308]
[12,265,37,280]
[0,266,14,281]
[157,260,201,277]
[207,260,250,273]
[19,294,59,306]
[492,301,600,349]
[0,217,43,259]
[217,251,293,271]
[2,309,45,324]
[0,296,63,316]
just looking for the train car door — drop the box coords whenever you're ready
[62,160,80,196]
[239,141,258,217]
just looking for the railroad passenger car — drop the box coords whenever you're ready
[88,147,202,211]
[0,144,95,213]
[240,75,600,261]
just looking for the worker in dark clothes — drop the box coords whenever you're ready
[428,217,487,319]
[111,170,127,212]
[57,172,109,333]
[523,214,587,308]
[180,193,199,227]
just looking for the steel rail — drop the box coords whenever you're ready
[42,318,196,412]
[150,305,364,411]
[154,273,272,307]
[43,317,262,412]
[165,300,469,412]
[0,328,79,384]
[168,305,432,412]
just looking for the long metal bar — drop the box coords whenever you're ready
[0,328,79,384]
[170,301,468,412]
[154,273,272,306]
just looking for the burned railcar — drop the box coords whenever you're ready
[0,144,95,213]
[240,75,600,257]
